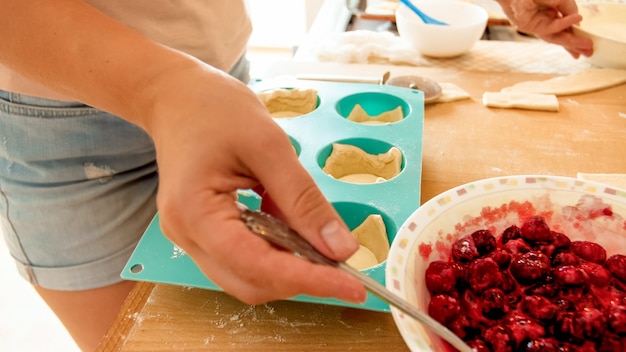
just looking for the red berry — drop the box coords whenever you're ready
[520,216,553,242]
[553,265,589,286]
[471,229,497,256]
[428,294,460,325]
[605,254,626,283]
[425,261,458,294]
[580,261,611,287]
[503,238,532,256]
[570,241,607,264]
[574,307,606,339]
[552,251,579,267]
[504,313,546,346]
[451,235,479,263]
[481,288,507,320]
[483,325,515,352]
[521,338,559,352]
[468,258,502,293]
[500,225,521,245]
[510,251,551,285]
[521,295,558,321]
[606,305,626,335]
[467,339,490,352]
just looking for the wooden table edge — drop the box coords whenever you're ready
[96,282,156,352]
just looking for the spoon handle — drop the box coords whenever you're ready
[238,205,474,352]
[398,0,448,26]
[337,262,474,352]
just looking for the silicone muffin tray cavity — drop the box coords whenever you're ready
[121,79,425,312]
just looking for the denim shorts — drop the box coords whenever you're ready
[0,55,250,290]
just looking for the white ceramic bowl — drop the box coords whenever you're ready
[573,3,626,69]
[385,175,626,351]
[395,0,488,58]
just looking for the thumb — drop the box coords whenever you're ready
[245,131,358,261]
[260,179,359,261]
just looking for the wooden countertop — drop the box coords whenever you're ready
[98,60,626,351]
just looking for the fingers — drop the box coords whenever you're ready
[180,206,366,304]
[240,131,360,262]
[539,26,594,57]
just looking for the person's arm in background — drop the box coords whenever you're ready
[0,0,364,338]
[496,0,594,58]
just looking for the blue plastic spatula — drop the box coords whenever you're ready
[398,0,449,26]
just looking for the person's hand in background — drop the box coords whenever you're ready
[497,0,594,58]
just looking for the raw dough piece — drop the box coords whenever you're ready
[482,91,559,112]
[346,245,379,270]
[433,83,471,103]
[577,173,626,190]
[346,104,403,124]
[257,88,318,118]
[500,69,626,96]
[351,214,390,263]
[323,143,402,182]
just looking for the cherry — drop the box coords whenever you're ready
[552,252,579,267]
[482,288,507,320]
[425,260,458,294]
[428,294,460,325]
[520,216,553,242]
[504,313,546,346]
[503,238,532,256]
[553,265,589,286]
[483,325,515,352]
[468,258,502,293]
[579,261,611,287]
[424,216,626,351]
[605,305,626,335]
[570,241,607,264]
[467,339,491,352]
[521,295,558,321]
[487,249,512,269]
[605,254,626,283]
[500,225,521,245]
[471,229,497,256]
[451,235,479,263]
[574,307,606,339]
[510,251,551,285]
[521,338,559,352]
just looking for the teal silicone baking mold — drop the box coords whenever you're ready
[121,79,424,312]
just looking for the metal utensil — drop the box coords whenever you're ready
[238,204,474,352]
[399,0,449,26]
[385,75,443,103]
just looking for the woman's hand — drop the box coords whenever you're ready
[497,0,593,58]
[148,67,367,305]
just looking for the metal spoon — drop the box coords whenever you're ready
[399,0,449,26]
[385,75,443,103]
[238,204,475,352]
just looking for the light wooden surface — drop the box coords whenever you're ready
[98,60,626,351]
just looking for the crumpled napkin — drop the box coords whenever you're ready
[312,30,426,66]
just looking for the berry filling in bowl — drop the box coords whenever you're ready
[385,175,626,352]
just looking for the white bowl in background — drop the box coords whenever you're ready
[385,175,626,351]
[573,3,626,69]
[395,0,488,58]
